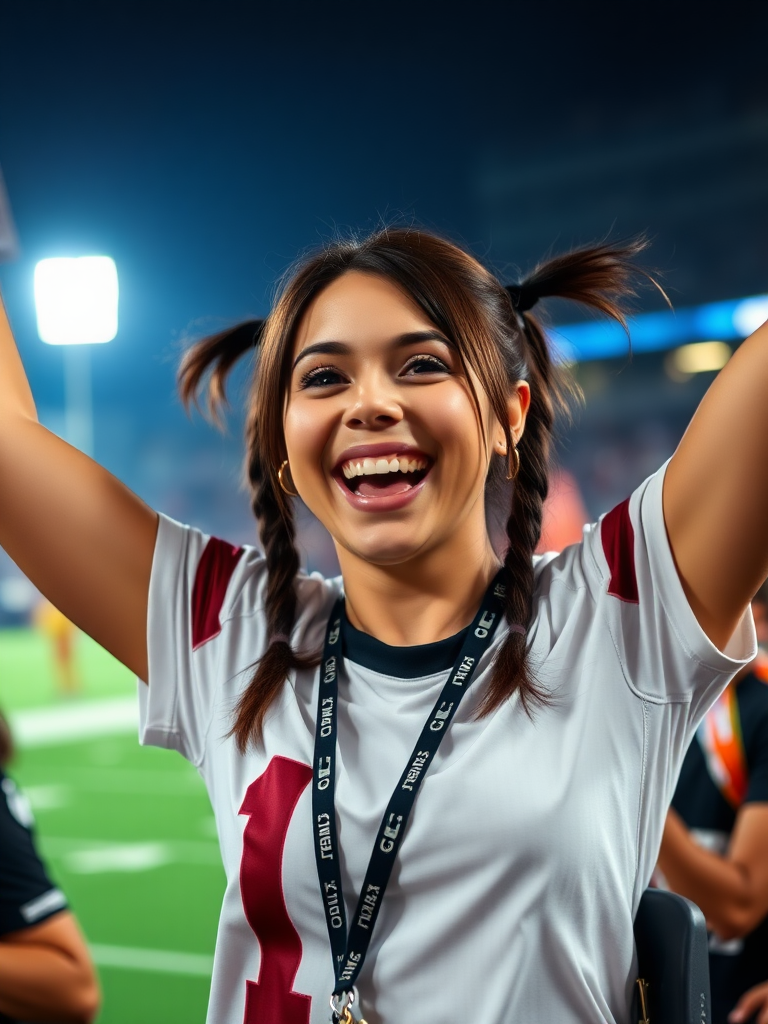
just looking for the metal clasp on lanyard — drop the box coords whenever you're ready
[331,988,368,1024]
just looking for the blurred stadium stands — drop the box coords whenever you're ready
[0,2,766,619]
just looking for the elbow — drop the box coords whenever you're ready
[58,971,101,1024]
[73,975,101,1024]
[66,990,101,1024]
[710,902,764,942]
[76,981,101,1024]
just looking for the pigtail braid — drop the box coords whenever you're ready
[179,315,318,751]
[481,312,557,716]
[482,237,661,718]
[229,430,319,752]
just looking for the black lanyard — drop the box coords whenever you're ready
[311,571,507,1011]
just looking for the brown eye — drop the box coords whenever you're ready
[401,355,450,376]
[299,365,347,389]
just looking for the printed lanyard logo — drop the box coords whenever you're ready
[311,570,508,1005]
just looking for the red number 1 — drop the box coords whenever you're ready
[239,756,314,1024]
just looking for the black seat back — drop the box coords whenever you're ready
[633,888,710,1024]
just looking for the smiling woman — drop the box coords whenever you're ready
[178,230,645,751]
[2,225,767,1024]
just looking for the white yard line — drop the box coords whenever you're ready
[8,695,138,746]
[41,837,222,872]
[43,767,203,794]
[90,943,213,976]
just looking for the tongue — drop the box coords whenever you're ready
[357,475,414,497]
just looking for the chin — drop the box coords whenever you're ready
[337,528,432,568]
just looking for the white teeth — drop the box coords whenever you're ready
[340,454,428,478]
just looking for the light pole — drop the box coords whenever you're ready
[33,256,119,458]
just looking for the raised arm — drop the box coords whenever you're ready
[0,291,157,679]
[664,319,768,650]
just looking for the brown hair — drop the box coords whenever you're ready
[179,228,654,751]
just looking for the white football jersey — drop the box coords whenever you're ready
[138,463,755,1024]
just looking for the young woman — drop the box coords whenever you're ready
[0,228,766,1024]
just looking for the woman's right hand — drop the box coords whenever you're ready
[730,982,768,1024]
[0,292,157,681]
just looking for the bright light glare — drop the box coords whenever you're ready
[34,256,118,345]
[671,341,731,376]
[732,296,768,338]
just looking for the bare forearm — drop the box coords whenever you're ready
[0,416,156,674]
[0,290,37,422]
[0,940,99,1023]
[658,811,758,938]
[0,285,157,679]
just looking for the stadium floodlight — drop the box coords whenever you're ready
[33,256,119,457]
[34,256,118,345]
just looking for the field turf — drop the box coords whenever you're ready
[0,628,224,1023]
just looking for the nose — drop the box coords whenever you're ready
[343,375,404,430]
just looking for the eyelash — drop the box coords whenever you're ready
[298,365,345,389]
[298,354,450,390]
[402,354,450,374]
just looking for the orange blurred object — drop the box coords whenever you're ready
[33,599,81,697]
[536,469,589,554]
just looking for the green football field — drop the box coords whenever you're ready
[0,628,224,1023]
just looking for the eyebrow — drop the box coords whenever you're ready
[292,330,454,371]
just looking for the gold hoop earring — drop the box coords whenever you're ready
[277,459,298,497]
[506,445,520,481]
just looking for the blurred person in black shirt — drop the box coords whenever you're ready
[0,709,99,1024]
[657,582,768,1024]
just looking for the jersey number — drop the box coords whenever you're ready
[239,756,313,1024]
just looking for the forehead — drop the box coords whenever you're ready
[292,271,435,355]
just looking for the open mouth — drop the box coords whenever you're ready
[338,454,431,498]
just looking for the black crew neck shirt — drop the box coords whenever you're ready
[0,767,69,1024]
[340,610,470,677]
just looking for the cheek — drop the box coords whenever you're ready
[283,399,333,482]
[423,386,487,467]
